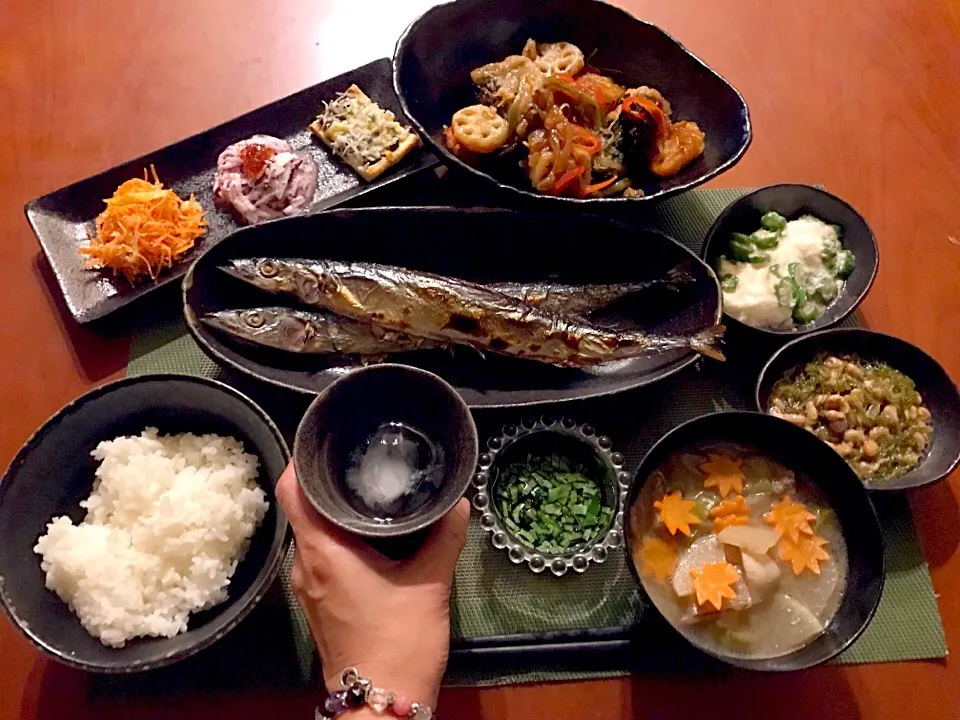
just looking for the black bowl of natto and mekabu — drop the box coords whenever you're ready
[472,417,630,576]
[624,411,884,671]
[756,328,960,491]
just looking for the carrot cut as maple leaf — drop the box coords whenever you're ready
[636,537,678,583]
[653,491,701,537]
[710,495,748,518]
[690,561,740,611]
[713,514,750,532]
[699,454,745,498]
[779,533,831,575]
[764,497,816,543]
[710,495,750,533]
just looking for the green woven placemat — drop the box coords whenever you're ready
[126,187,946,689]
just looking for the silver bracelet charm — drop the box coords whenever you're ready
[315,667,436,719]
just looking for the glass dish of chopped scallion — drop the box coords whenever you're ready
[493,453,614,555]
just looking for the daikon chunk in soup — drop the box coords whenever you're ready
[629,443,847,659]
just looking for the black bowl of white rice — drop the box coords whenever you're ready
[0,374,290,673]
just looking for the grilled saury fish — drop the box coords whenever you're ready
[220,258,724,366]
[205,263,695,357]
[201,307,439,355]
[488,261,693,316]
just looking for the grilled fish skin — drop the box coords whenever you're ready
[489,260,694,316]
[207,264,696,357]
[201,307,439,355]
[220,258,724,366]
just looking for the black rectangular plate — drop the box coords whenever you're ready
[25,58,438,324]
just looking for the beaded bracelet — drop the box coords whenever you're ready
[316,667,436,720]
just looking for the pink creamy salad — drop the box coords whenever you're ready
[213,134,318,225]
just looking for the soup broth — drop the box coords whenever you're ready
[630,442,847,659]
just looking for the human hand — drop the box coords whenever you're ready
[275,463,470,707]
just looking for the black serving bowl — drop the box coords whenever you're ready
[293,364,479,538]
[624,411,884,671]
[393,0,750,205]
[0,375,290,673]
[701,184,879,336]
[471,417,630,576]
[756,329,960,491]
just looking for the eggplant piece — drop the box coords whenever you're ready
[617,110,659,168]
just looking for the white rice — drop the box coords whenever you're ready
[33,428,268,648]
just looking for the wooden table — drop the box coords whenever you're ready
[1,1,958,718]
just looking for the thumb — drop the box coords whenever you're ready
[411,497,471,578]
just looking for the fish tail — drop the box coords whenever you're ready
[666,259,695,289]
[689,324,726,361]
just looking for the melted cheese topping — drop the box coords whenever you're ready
[317,91,411,167]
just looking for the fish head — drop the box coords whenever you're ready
[201,308,306,350]
[220,258,304,295]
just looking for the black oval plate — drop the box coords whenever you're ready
[701,184,879,337]
[755,328,960,491]
[182,207,721,407]
[393,0,750,205]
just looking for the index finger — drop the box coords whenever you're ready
[275,462,317,532]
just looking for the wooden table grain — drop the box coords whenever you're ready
[1,1,958,718]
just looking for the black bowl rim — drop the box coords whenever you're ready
[181,205,723,408]
[392,0,752,205]
[622,410,885,671]
[0,373,291,673]
[292,363,479,537]
[700,183,880,336]
[754,327,960,491]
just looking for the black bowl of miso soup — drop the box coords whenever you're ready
[624,411,884,671]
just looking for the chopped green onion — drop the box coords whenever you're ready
[494,453,613,554]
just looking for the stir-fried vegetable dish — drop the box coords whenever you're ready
[494,453,614,555]
[769,354,932,483]
[444,39,706,198]
[630,444,847,659]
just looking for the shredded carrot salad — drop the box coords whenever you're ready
[79,166,207,283]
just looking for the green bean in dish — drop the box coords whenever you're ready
[494,454,614,555]
[768,353,933,483]
[716,212,856,330]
